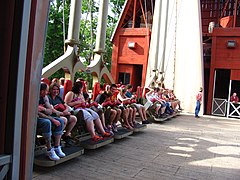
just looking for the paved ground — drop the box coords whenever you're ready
[33,114,240,180]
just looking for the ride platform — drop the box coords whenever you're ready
[79,137,114,149]
[153,111,181,122]
[133,123,147,132]
[34,146,84,167]
[113,127,133,139]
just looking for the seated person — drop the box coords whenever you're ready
[156,88,174,115]
[48,83,77,146]
[59,77,65,99]
[167,89,182,110]
[95,91,118,133]
[230,92,239,103]
[146,88,167,118]
[97,84,123,132]
[64,81,111,142]
[117,88,136,129]
[125,84,151,124]
[37,83,65,161]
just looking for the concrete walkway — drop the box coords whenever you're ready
[33,114,240,180]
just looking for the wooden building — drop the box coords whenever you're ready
[111,0,154,91]
[201,0,240,116]
[111,0,240,116]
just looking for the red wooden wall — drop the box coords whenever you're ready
[111,28,151,89]
[207,28,240,114]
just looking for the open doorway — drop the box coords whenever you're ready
[118,72,130,85]
[132,65,143,91]
[212,69,230,116]
[227,80,240,118]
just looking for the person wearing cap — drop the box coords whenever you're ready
[195,87,203,118]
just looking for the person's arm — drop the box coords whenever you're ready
[38,112,60,126]
[64,91,80,107]
[146,89,154,97]
[44,96,52,108]
[117,93,131,102]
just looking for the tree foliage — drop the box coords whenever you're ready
[44,0,125,81]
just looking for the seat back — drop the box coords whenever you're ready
[41,77,50,86]
[92,82,101,101]
[63,80,72,100]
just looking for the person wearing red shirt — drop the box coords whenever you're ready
[230,92,239,103]
[195,87,203,118]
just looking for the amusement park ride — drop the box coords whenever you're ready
[1,0,240,179]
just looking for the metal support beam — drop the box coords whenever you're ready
[94,0,109,53]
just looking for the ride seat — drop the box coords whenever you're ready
[41,77,51,86]
[92,82,101,100]
[63,80,72,100]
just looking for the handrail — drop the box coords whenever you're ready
[0,154,12,179]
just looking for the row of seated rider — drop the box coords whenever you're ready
[40,77,150,146]
[46,77,109,141]
[49,78,112,142]
[94,84,152,132]
[37,80,112,161]
[96,84,136,131]
[146,87,182,118]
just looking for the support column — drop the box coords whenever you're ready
[94,0,109,53]
[66,0,82,45]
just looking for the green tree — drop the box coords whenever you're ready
[44,0,125,81]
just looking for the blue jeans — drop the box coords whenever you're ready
[37,117,64,139]
[195,100,201,117]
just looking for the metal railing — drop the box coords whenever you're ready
[212,98,227,116]
[227,102,240,118]
[0,155,11,179]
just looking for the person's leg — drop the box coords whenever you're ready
[94,118,105,134]
[132,107,137,123]
[86,108,111,137]
[52,117,64,147]
[85,120,96,137]
[195,100,200,117]
[63,115,77,136]
[128,107,133,122]
[138,106,144,121]
[128,107,133,126]
[161,106,166,115]
[81,109,96,138]
[142,106,147,120]
[155,104,161,116]
[100,113,107,129]
[171,101,177,110]
[52,117,66,158]
[107,109,117,131]
[60,116,68,129]
[37,118,52,150]
[122,108,132,129]
[114,108,122,124]
[112,108,121,132]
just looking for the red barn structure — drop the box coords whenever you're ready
[111,0,240,117]
[111,0,154,91]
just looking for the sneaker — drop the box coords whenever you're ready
[103,132,112,138]
[92,135,103,142]
[112,124,118,132]
[47,148,60,161]
[54,146,66,158]
[104,127,110,132]
[142,120,151,124]
[62,135,75,147]
[160,113,168,118]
